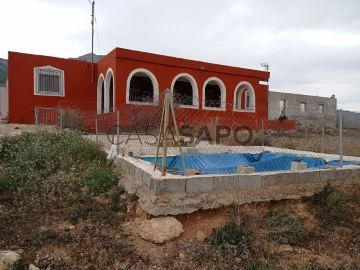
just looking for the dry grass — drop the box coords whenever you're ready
[269,128,360,156]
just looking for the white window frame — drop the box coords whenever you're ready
[34,66,65,97]
[202,77,226,111]
[280,99,287,115]
[105,68,115,113]
[233,81,256,113]
[319,104,324,114]
[97,73,105,114]
[300,102,306,113]
[126,68,159,106]
[170,73,199,109]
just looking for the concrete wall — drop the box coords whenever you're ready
[0,80,8,119]
[269,91,337,128]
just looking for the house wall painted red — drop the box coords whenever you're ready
[96,48,281,130]
[8,52,97,124]
[7,48,296,130]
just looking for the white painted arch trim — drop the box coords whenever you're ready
[202,77,226,111]
[97,74,105,114]
[233,81,256,113]
[126,68,159,105]
[105,68,115,113]
[170,73,199,109]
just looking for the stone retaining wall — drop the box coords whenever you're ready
[115,154,360,216]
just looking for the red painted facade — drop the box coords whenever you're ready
[8,52,96,124]
[7,48,296,130]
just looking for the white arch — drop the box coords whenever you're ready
[105,68,115,113]
[202,77,226,111]
[126,68,159,105]
[97,74,105,114]
[233,81,256,112]
[170,73,199,109]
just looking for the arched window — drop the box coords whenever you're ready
[126,68,159,104]
[233,81,256,112]
[97,74,105,114]
[202,77,226,111]
[105,68,115,113]
[171,73,199,108]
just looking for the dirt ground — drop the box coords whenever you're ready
[0,123,54,137]
[268,129,360,157]
[122,185,360,269]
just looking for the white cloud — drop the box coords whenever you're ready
[301,30,360,47]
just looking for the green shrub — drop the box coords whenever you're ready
[0,131,105,194]
[312,184,347,224]
[265,209,309,245]
[86,166,118,195]
[108,186,127,212]
[205,222,251,253]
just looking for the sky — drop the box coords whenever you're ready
[0,0,359,111]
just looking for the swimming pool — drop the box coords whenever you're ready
[142,152,360,175]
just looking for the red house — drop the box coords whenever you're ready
[8,48,294,130]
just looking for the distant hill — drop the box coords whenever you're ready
[0,58,8,85]
[70,53,104,63]
[340,110,360,129]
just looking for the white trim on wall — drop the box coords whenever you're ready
[97,74,105,114]
[202,77,226,111]
[105,68,115,113]
[170,73,199,109]
[126,68,159,105]
[233,81,256,113]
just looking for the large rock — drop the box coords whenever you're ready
[139,217,183,244]
[0,250,20,270]
[29,264,40,270]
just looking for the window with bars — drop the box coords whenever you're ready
[34,66,64,96]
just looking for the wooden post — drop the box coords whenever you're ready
[154,103,165,171]
[170,89,187,176]
[161,91,170,176]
